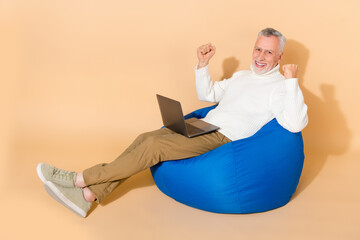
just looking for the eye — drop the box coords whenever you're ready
[267,51,272,55]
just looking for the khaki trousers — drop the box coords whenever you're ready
[83,127,232,202]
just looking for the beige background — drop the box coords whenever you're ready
[1,0,359,239]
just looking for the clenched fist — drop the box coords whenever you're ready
[197,43,216,69]
[282,64,298,79]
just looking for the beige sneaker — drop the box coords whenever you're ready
[43,181,92,218]
[37,163,76,188]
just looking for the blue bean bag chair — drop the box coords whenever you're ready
[150,105,304,214]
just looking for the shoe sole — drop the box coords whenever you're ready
[36,163,47,183]
[43,181,87,218]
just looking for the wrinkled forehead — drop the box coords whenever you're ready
[254,35,281,52]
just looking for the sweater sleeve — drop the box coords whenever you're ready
[270,78,308,133]
[195,65,231,103]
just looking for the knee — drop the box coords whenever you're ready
[143,135,160,148]
[135,132,146,142]
[135,131,156,143]
[135,129,170,152]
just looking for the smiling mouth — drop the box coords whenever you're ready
[255,61,267,68]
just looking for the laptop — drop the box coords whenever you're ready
[156,94,219,138]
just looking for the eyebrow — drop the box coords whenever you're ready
[254,46,275,52]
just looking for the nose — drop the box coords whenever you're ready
[258,51,265,60]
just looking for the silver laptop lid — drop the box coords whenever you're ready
[156,94,188,136]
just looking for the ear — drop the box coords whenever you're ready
[278,52,283,64]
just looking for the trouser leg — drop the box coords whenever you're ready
[84,128,231,202]
[85,129,173,202]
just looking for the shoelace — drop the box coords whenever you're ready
[53,168,75,180]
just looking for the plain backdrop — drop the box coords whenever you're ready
[1,0,359,239]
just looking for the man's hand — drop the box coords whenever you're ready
[282,64,298,79]
[197,43,216,69]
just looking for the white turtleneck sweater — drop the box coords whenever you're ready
[195,64,308,141]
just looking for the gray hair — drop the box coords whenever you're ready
[258,28,286,54]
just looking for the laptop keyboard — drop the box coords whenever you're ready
[186,123,205,135]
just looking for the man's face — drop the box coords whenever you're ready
[252,35,283,74]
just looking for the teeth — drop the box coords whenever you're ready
[256,61,266,66]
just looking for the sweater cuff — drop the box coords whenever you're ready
[194,65,209,77]
[284,78,299,91]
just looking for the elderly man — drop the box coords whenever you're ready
[37,28,308,217]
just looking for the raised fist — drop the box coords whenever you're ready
[282,64,298,79]
[197,43,216,68]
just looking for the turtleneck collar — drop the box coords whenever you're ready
[250,64,280,77]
